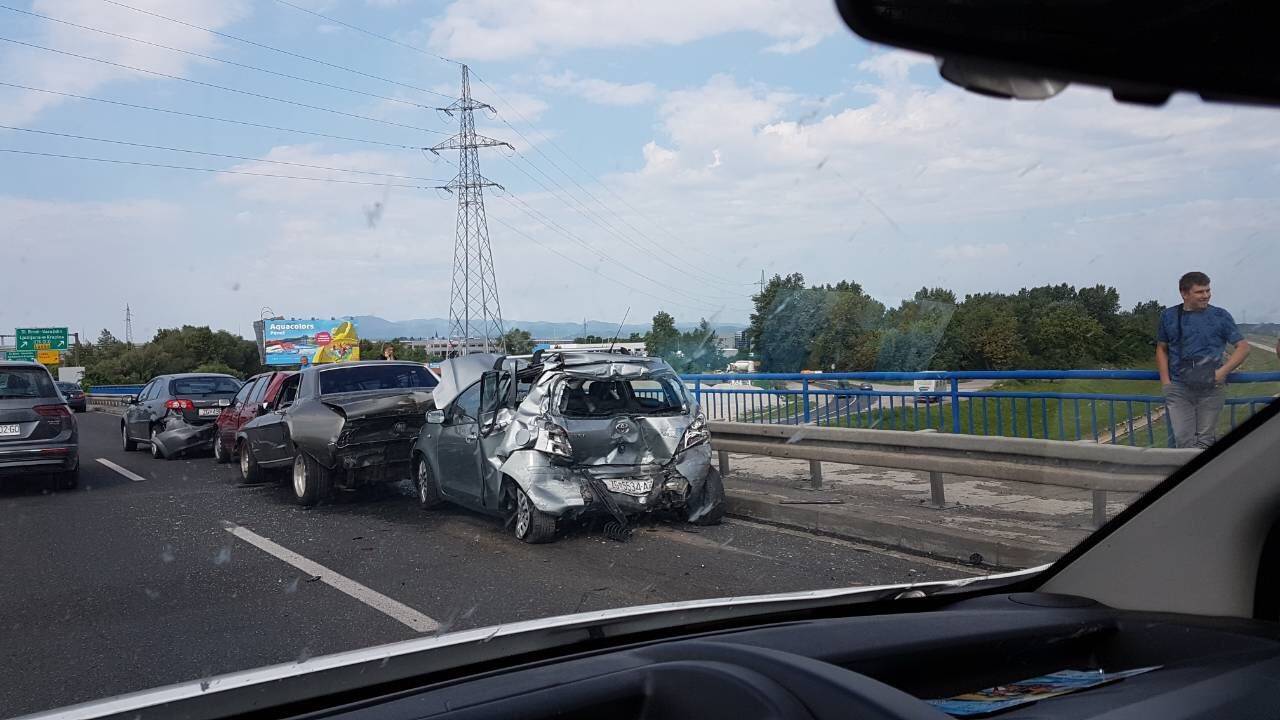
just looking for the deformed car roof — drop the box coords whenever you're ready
[432,353,507,409]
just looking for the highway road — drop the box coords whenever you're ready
[0,412,973,717]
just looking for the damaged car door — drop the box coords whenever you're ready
[243,373,301,467]
[436,380,484,506]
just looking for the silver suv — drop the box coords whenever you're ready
[0,362,79,490]
[411,351,724,543]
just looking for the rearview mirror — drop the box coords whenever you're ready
[425,409,445,424]
[835,0,1278,106]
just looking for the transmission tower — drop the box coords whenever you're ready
[124,304,134,344]
[429,64,512,355]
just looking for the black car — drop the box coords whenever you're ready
[237,362,436,504]
[55,381,87,413]
[0,362,78,489]
[121,373,242,459]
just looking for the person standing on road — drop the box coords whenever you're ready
[1156,271,1250,449]
[382,344,396,361]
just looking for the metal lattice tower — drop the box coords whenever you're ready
[124,304,134,344]
[430,65,512,355]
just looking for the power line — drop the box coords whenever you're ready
[0,125,448,182]
[0,36,450,136]
[497,193,751,313]
[0,4,438,112]
[98,0,454,100]
[0,82,418,149]
[0,148,435,189]
[491,215,740,316]
[473,72,752,283]
[270,0,459,66]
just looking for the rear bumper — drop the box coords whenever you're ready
[0,444,79,474]
[153,420,217,456]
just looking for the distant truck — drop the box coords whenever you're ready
[58,367,85,383]
[914,379,944,403]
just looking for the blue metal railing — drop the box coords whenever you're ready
[89,384,144,396]
[680,371,1280,448]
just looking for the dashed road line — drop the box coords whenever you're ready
[222,522,440,633]
[96,458,147,483]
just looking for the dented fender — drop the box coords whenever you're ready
[152,414,218,458]
[499,450,586,515]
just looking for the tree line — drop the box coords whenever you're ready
[741,273,1163,372]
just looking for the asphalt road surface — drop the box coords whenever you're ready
[1,412,977,717]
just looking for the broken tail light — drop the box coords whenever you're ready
[536,421,574,459]
[677,413,709,454]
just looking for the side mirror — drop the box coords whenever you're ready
[258,402,270,415]
[425,409,445,424]
[128,395,139,404]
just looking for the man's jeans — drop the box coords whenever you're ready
[1163,382,1226,449]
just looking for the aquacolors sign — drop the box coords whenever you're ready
[262,318,360,366]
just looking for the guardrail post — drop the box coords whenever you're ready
[802,378,811,423]
[693,379,702,407]
[929,471,946,508]
[949,376,961,434]
[1092,490,1107,528]
[718,450,730,476]
[809,460,823,490]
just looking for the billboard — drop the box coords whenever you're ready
[263,318,360,366]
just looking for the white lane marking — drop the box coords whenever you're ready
[96,458,147,483]
[222,522,440,633]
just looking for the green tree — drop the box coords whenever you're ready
[1029,304,1106,368]
[501,328,534,354]
[645,311,681,359]
[811,281,885,370]
[676,318,725,373]
[744,273,806,361]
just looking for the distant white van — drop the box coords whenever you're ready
[914,379,944,403]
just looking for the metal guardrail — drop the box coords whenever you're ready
[684,370,1280,447]
[90,385,144,396]
[87,394,131,415]
[708,420,1199,528]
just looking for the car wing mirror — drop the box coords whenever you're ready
[128,395,139,404]
[257,402,270,415]
[425,409,445,424]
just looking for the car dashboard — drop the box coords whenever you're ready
[307,592,1280,720]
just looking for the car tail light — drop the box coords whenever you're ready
[34,404,71,429]
[165,399,195,411]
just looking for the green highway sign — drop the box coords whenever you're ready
[16,327,68,351]
[4,350,37,362]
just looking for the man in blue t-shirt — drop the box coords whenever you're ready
[1156,271,1250,449]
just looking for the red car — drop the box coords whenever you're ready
[212,371,297,465]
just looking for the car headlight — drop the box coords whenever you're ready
[535,420,574,459]
[677,413,709,453]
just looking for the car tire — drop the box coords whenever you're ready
[512,483,556,544]
[121,423,137,452]
[149,426,169,460]
[292,451,332,507]
[238,440,263,483]
[213,434,230,464]
[57,466,79,491]
[414,455,443,509]
[688,467,726,526]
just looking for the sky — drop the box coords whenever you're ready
[1,0,1278,342]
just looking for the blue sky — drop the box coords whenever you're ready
[2,0,1278,342]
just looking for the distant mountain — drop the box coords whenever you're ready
[352,315,746,341]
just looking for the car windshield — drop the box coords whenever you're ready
[55,382,79,393]
[170,376,242,395]
[319,365,438,395]
[0,368,57,399]
[4,1,1277,716]
[558,376,687,417]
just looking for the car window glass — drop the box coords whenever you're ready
[171,376,242,395]
[559,377,685,417]
[452,382,482,421]
[276,376,301,408]
[249,376,274,404]
[318,365,438,395]
[140,381,158,401]
[0,368,57,399]
[232,379,259,406]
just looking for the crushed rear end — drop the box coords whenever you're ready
[321,390,436,485]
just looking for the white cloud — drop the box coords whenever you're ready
[426,0,839,61]
[539,71,657,107]
[0,0,251,126]
[937,243,1010,261]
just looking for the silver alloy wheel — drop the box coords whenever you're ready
[293,455,307,498]
[417,460,430,504]
[515,488,531,538]
[214,435,225,462]
[150,428,161,458]
[240,444,250,478]
[121,424,128,446]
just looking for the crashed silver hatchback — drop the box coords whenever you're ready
[411,351,724,543]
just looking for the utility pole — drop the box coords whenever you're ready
[430,64,511,355]
[124,304,134,345]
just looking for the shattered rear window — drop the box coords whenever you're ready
[558,377,686,417]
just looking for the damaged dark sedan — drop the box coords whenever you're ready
[237,361,437,505]
[122,373,242,459]
[412,351,724,543]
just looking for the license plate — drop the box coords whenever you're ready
[603,478,652,496]
[198,408,222,417]
[0,424,19,437]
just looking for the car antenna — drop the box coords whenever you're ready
[607,307,630,354]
